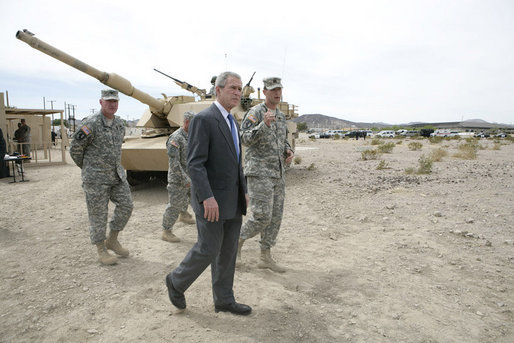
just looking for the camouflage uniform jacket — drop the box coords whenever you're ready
[70,112,126,184]
[166,127,190,186]
[18,125,31,142]
[241,102,292,178]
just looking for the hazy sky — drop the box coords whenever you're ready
[1,0,513,124]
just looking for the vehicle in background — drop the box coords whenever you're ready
[363,130,373,137]
[430,129,460,137]
[419,128,434,137]
[475,132,490,138]
[396,129,409,136]
[405,130,419,136]
[495,132,507,138]
[458,132,475,138]
[376,130,395,137]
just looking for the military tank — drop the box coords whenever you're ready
[16,29,299,185]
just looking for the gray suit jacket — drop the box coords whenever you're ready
[187,104,247,219]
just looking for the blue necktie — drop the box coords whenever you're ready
[227,113,240,161]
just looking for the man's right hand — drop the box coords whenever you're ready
[264,110,276,127]
[203,197,219,222]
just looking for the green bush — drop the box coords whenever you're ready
[371,138,383,145]
[405,167,415,175]
[453,141,478,159]
[417,154,433,174]
[408,142,423,151]
[429,136,443,144]
[404,154,433,174]
[376,160,390,170]
[377,142,395,153]
[430,148,448,162]
[361,149,381,160]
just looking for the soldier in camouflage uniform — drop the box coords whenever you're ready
[237,77,294,273]
[70,89,133,266]
[161,111,196,243]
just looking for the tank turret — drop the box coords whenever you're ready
[16,29,298,185]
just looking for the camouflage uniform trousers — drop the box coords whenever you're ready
[82,180,133,245]
[162,183,190,232]
[240,176,285,250]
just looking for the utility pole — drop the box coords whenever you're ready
[68,104,77,133]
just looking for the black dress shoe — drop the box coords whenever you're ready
[165,274,186,309]
[215,302,252,315]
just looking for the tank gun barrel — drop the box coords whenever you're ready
[16,29,168,116]
[153,69,207,99]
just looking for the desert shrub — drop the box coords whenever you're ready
[361,149,381,160]
[408,142,423,151]
[376,160,390,170]
[307,163,315,170]
[446,135,461,141]
[371,138,382,145]
[430,148,448,162]
[333,134,341,140]
[377,142,395,153]
[492,143,501,150]
[294,156,302,164]
[404,154,433,174]
[417,154,433,174]
[309,137,316,141]
[453,141,478,159]
[405,167,415,175]
[396,140,403,145]
[505,135,514,143]
[429,136,443,144]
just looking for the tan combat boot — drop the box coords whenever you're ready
[105,230,130,257]
[257,249,286,273]
[162,230,181,243]
[178,212,195,224]
[96,242,118,265]
[235,238,245,268]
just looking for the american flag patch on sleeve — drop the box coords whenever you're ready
[81,126,91,135]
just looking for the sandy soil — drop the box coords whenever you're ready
[1,135,513,343]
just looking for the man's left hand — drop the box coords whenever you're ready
[285,149,294,164]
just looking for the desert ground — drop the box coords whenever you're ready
[1,134,513,343]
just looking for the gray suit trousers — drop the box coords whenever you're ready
[171,214,242,306]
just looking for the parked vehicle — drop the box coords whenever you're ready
[419,128,434,137]
[376,130,395,137]
[475,132,490,138]
[396,129,409,136]
[430,129,460,137]
[405,130,419,136]
[363,130,373,137]
[495,132,507,138]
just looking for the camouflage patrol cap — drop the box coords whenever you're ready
[263,77,283,90]
[183,111,195,121]
[101,89,119,101]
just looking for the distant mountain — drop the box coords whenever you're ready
[292,114,389,129]
[293,114,514,130]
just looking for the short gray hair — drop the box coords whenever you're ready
[215,71,241,88]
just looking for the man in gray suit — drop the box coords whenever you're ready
[166,71,251,315]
